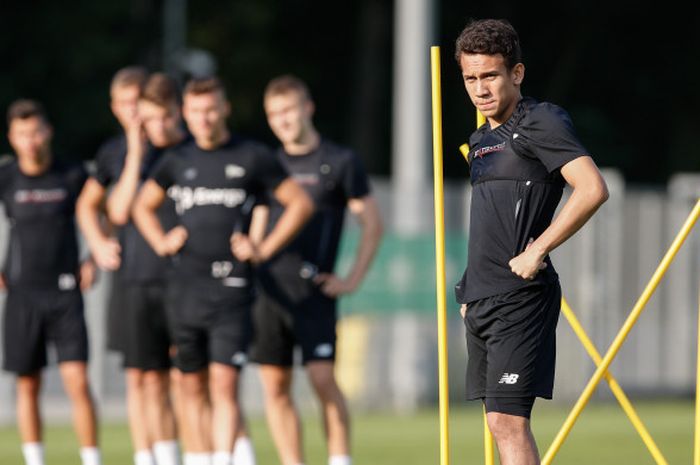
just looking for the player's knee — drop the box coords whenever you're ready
[17,374,41,396]
[486,412,529,440]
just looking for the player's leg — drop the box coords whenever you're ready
[50,289,101,465]
[166,280,213,464]
[480,283,562,465]
[208,362,240,465]
[250,290,301,465]
[133,285,180,465]
[17,373,42,442]
[3,289,48,465]
[306,361,350,464]
[58,362,100,460]
[484,400,538,465]
[125,368,154,464]
[300,294,349,465]
[259,364,304,465]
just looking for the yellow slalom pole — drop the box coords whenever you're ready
[476,107,495,465]
[543,198,700,464]
[695,285,700,465]
[430,45,450,465]
[560,298,668,465]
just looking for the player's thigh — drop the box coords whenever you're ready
[48,290,88,364]
[2,288,47,374]
[297,293,337,364]
[249,290,295,366]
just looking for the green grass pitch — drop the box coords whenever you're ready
[0,401,693,464]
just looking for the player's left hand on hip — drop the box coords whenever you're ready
[509,238,547,280]
[315,273,354,297]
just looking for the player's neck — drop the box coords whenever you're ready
[284,127,320,156]
[18,150,52,176]
[488,94,522,129]
[196,127,230,151]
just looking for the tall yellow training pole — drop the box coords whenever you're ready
[543,198,700,464]
[695,285,700,465]
[459,116,494,465]
[430,45,450,465]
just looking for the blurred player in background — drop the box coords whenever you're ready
[1,100,101,465]
[250,75,383,465]
[132,76,313,465]
[77,71,183,465]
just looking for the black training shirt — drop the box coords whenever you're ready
[150,136,287,283]
[0,156,87,289]
[455,97,587,304]
[92,135,179,283]
[263,139,370,273]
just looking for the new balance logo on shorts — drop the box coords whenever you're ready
[499,373,520,385]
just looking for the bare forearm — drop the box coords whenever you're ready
[106,155,142,225]
[531,184,608,258]
[76,191,109,253]
[344,221,382,289]
[132,204,168,254]
[258,199,312,260]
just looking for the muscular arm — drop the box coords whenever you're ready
[76,178,121,270]
[106,124,146,226]
[248,205,269,245]
[259,178,313,260]
[509,156,609,279]
[231,179,313,262]
[317,195,383,297]
[132,180,187,256]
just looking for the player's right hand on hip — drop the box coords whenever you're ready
[460,304,467,319]
[230,232,262,263]
[92,237,121,271]
[159,226,188,256]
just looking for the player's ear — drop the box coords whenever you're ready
[512,63,525,86]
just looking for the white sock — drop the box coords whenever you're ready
[212,450,232,465]
[153,440,180,465]
[183,452,212,465]
[328,456,351,465]
[22,442,45,465]
[80,447,102,465]
[231,437,256,465]
[135,450,156,465]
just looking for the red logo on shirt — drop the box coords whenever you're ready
[473,142,506,159]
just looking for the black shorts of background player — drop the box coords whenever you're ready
[77,71,186,465]
[248,75,383,465]
[0,100,102,465]
[453,19,609,465]
[131,76,313,465]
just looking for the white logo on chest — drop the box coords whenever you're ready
[225,164,245,179]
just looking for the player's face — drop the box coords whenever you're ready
[139,100,181,148]
[183,91,230,145]
[8,116,52,162]
[110,84,141,129]
[264,92,313,145]
[460,53,524,126]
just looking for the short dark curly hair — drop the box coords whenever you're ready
[454,19,521,69]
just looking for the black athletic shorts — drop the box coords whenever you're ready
[464,281,561,401]
[166,277,253,373]
[106,275,126,353]
[249,253,337,366]
[120,283,172,370]
[2,287,88,375]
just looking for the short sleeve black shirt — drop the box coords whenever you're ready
[0,157,87,288]
[91,135,179,283]
[149,136,287,281]
[455,97,587,304]
[263,139,370,273]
